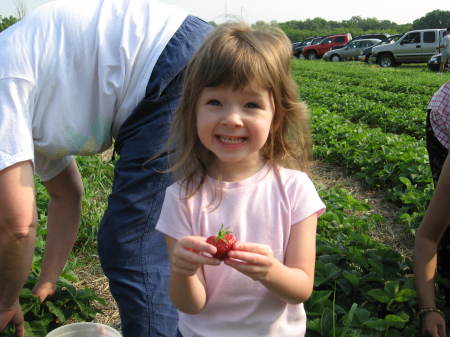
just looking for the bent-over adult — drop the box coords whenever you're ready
[0,0,212,336]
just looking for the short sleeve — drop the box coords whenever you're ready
[155,183,193,240]
[288,172,326,225]
[0,78,35,172]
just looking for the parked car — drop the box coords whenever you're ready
[369,29,446,67]
[428,52,450,71]
[353,33,390,42]
[323,38,381,62]
[302,33,352,60]
[292,36,318,58]
[330,33,389,51]
[358,33,403,62]
[293,36,325,58]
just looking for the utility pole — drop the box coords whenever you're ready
[14,0,27,18]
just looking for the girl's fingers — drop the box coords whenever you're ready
[179,236,217,255]
[224,259,268,281]
[232,242,272,256]
[176,248,220,266]
[227,247,273,266]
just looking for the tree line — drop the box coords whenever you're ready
[277,10,450,42]
[2,9,450,41]
[0,15,18,32]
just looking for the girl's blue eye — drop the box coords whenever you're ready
[245,102,259,108]
[207,99,221,106]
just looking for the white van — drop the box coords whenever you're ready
[369,29,446,67]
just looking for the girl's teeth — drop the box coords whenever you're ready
[220,136,244,144]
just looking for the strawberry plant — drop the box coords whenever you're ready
[2,276,104,337]
[307,186,450,337]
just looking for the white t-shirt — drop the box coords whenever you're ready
[0,0,187,181]
[443,34,450,54]
[156,165,326,337]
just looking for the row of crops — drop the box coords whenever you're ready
[293,61,450,336]
[5,62,450,336]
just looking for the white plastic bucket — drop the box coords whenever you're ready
[45,322,122,337]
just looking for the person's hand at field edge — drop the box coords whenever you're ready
[0,300,25,337]
[414,152,450,337]
[421,311,446,337]
[32,280,56,302]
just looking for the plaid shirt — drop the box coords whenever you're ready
[428,81,450,149]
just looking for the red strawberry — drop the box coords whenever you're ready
[206,225,237,260]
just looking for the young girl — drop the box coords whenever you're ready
[155,23,325,337]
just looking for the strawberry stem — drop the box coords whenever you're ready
[215,224,231,243]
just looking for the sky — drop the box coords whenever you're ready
[1,0,449,25]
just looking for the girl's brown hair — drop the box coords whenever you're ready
[167,22,311,198]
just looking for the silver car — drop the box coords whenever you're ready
[323,39,382,62]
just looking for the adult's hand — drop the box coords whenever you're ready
[32,280,56,302]
[421,311,446,337]
[0,301,25,337]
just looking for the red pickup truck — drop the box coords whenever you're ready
[302,33,352,60]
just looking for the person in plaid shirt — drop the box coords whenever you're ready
[414,80,450,337]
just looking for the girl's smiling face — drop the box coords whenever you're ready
[196,84,275,179]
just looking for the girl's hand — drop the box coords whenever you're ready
[171,236,220,276]
[421,312,446,337]
[32,280,56,302]
[224,242,275,281]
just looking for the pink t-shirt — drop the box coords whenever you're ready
[428,81,450,149]
[156,165,325,337]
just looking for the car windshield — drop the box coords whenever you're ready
[373,34,403,47]
[386,34,403,43]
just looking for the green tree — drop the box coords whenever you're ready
[412,10,450,29]
[0,15,19,32]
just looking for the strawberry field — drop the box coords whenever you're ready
[293,60,450,336]
[5,62,450,336]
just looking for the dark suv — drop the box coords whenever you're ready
[293,36,324,58]
[428,53,450,71]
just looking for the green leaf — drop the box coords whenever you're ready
[394,288,416,302]
[320,307,335,337]
[384,280,399,297]
[341,303,357,337]
[363,318,387,331]
[342,271,360,288]
[307,318,321,333]
[384,312,409,328]
[24,322,36,337]
[399,176,411,187]
[367,289,390,303]
[45,301,67,322]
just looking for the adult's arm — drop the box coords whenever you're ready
[0,161,36,337]
[414,151,450,337]
[32,159,83,301]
